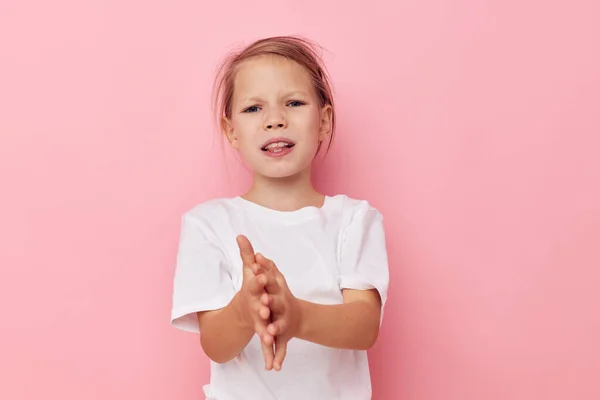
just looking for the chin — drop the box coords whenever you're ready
[251,161,311,180]
[258,168,303,180]
[243,149,315,180]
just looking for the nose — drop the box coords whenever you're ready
[266,122,285,129]
[263,109,287,130]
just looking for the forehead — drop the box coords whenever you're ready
[233,55,315,99]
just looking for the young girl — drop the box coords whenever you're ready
[170,36,389,400]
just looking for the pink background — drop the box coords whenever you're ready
[1,0,599,399]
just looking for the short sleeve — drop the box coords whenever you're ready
[339,208,390,323]
[170,213,236,333]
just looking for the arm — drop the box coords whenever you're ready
[255,252,385,370]
[296,289,381,350]
[297,207,387,350]
[196,235,278,368]
[256,253,383,354]
[196,291,254,364]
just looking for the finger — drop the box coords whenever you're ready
[263,331,274,346]
[273,337,288,371]
[261,292,270,306]
[267,318,286,337]
[262,341,274,371]
[252,263,263,275]
[262,269,280,294]
[256,325,274,370]
[255,252,277,271]
[236,235,256,268]
[248,274,267,295]
[259,259,288,291]
[255,256,280,293]
[266,294,284,313]
[259,305,270,320]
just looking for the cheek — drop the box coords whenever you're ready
[309,114,323,139]
[232,127,262,159]
[294,109,321,133]
[232,119,256,143]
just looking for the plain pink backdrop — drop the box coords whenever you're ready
[1,0,599,399]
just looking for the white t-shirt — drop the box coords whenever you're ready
[170,194,389,400]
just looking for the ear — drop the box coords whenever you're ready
[222,116,239,150]
[318,104,333,142]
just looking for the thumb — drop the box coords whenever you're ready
[256,253,279,272]
[255,253,281,294]
[236,235,256,269]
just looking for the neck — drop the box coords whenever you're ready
[243,167,324,212]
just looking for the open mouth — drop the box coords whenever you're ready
[261,141,296,153]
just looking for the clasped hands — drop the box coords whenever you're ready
[236,235,301,371]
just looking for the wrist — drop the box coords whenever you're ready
[295,298,309,339]
[231,291,253,332]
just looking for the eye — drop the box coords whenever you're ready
[243,105,261,113]
[287,100,305,107]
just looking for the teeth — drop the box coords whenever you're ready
[265,141,291,149]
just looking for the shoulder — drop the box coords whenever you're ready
[184,197,236,219]
[179,197,240,236]
[330,194,385,220]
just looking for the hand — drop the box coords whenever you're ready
[235,235,278,370]
[255,252,302,371]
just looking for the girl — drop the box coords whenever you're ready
[170,36,389,400]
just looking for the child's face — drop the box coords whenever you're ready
[223,55,331,179]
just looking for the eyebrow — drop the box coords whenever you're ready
[240,91,310,104]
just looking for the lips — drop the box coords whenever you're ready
[260,137,296,152]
